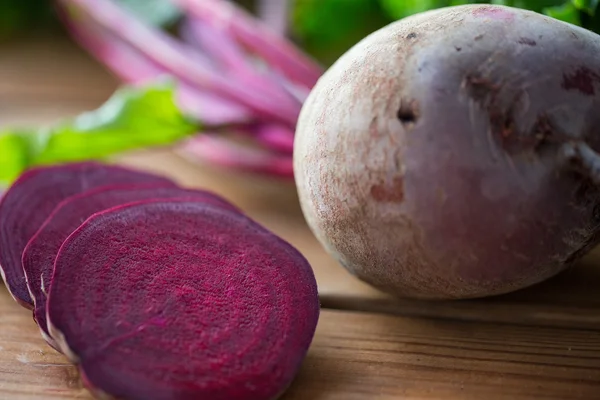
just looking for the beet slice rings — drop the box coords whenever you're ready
[0,162,175,307]
[47,200,319,400]
[22,184,239,347]
[0,162,319,400]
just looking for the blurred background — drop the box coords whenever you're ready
[1,0,599,187]
[2,0,599,64]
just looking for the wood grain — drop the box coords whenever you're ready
[320,251,600,330]
[0,286,89,399]
[283,310,600,400]
[1,288,599,400]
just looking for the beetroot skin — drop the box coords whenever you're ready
[294,5,600,299]
[0,162,175,307]
[47,200,319,400]
[22,184,238,346]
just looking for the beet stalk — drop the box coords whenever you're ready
[60,12,253,126]
[173,0,322,88]
[256,0,291,37]
[65,15,296,160]
[180,134,294,178]
[178,16,294,107]
[58,0,302,125]
[54,0,321,178]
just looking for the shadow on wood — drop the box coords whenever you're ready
[320,251,600,331]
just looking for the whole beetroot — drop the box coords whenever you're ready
[294,5,600,299]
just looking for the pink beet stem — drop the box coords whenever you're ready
[180,17,300,110]
[176,86,252,126]
[268,70,312,104]
[58,0,301,125]
[182,135,294,178]
[173,0,323,89]
[180,17,249,76]
[256,0,291,37]
[251,123,295,154]
[62,15,253,126]
[223,122,294,154]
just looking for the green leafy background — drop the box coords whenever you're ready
[291,0,599,63]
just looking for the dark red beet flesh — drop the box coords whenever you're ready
[0,162,175,308]
[47,200,319,400]
[22,184,238,346]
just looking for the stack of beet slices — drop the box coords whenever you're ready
[0,162,319,400]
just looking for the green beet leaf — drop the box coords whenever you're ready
[116,0,182,28]
[0,81,199,186]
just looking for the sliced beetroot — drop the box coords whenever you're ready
[47,200,319,400]
[22,184,239,346]
[0,162,175,308]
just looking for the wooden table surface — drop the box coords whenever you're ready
[1,34,599,400]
